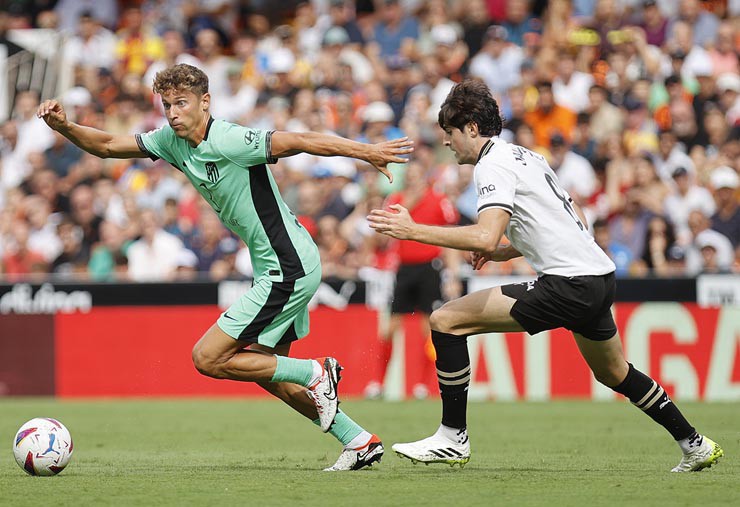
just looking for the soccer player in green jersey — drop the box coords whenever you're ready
[38,63,413,471]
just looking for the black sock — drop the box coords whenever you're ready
[611,363,695,441]
[432,330,470,430]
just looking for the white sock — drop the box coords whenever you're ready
[307,360,323,387]
[347,430,373,450]
[436,424,466,443]
[678,433,703,454]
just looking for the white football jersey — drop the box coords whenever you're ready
[475,138,615,277]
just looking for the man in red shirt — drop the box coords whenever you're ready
[367,161,460,399]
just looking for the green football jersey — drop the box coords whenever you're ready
[136,118,320,281]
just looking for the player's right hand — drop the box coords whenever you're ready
[36,100,67,130]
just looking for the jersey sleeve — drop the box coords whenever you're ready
[136,126,174,163]
[215,123,277,167]
[475,161,517,216]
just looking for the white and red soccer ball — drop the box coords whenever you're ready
[13,418,74,476]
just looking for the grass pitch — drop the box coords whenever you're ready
[0,399,736,506]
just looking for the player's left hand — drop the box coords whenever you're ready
[367,203,415,239]
[470,251,494,270]
[368,137,414,183]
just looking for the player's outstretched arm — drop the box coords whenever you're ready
[368,205,510,253]
[37,99,145,159]
[269,131,413,182]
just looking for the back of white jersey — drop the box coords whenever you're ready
[475,138,615,277]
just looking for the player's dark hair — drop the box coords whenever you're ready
[153,64,209,96]
[438,79,503,137]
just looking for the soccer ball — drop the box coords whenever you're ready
[13,418,74,476]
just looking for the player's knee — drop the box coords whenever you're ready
[429,306,457,334]
[191,344,222,378]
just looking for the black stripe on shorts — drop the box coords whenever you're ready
[238,280,296,343]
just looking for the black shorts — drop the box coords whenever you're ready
[501,272,618,341]
[391,260,442,314]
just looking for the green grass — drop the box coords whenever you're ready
[0,399,737,506]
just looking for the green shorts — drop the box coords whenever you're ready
[217,267,322,348]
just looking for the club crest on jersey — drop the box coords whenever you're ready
[205,162,219,183]
[478,184,496,196]
[244,129,257,145]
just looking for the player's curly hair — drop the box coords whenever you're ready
[438,79,503,137]
[153,64,209,96]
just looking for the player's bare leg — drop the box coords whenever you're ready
[573,332,723,472]
[192,325,382,470]
[192,324,339,431]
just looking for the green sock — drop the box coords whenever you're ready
[313,410,363,447]
[271,356,315,386]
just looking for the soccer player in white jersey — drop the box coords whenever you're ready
[368,79,723,472]
[38,64,414,471]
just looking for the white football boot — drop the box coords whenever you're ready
[307,357,342,432]
[324,435,384,471]
[671,435,724,472]
[392,426,470,467]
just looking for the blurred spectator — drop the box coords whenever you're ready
[469,25,524,98]
[637,215,679,276]
[371,0,419,59]
[143,28,201,89]
[664,166,715,245]
[609,189,654,261]
[368,160,459,400]
[593,218,633,277]
[553,50,594,113]
[173,248,199,281]
[134,161,184,212]
[667,0,720,49]
[327,0,365,47]
[88,220,131,281]
[1,219,48,281]
[14,90,56,168]
[708,21,738,77]
[460,0,492,57]
[716,73,740,127]
[23,194,63,263]
[114,6,165,77]
[572,112,597,161]
[54,0,118,33]
[63,11,117,76]
[44,131,84,179]
[192,28,231,102]
[548,132,596,203]
[709,166,740,247]
[502,0,541,47]
[127,209,183,281]
[51,217,88,278]
[686,209,734,275]
[189,210,230,273]
[638,0,668,47]
[652,128,695,182]
[622,96,658,156]
[587,85,625,143]
[525,81,577,148]
[69,184,103,258]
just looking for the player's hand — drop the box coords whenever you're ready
[367,203,415,239]
[37,100,68,131]
[470,251,494,270]
[368,137,414,183]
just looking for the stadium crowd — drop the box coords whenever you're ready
[0,0,738,284]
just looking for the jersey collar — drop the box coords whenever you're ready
[203,116,215,141]
[476,138,495,164]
